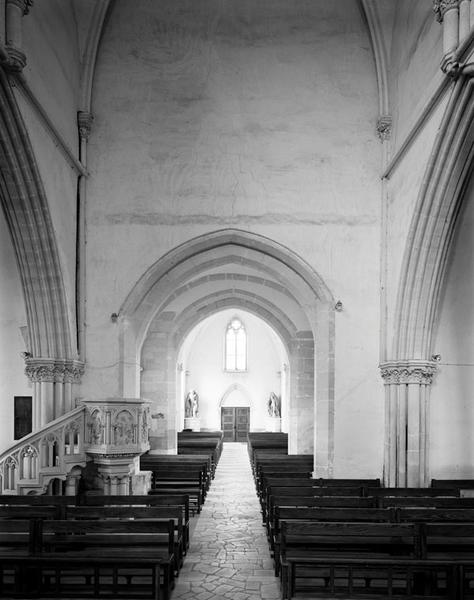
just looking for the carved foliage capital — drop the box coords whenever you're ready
[2,47,26,72]
[376,115,392,141]
[25,358,85,384]
[7,0,33,15]
[380,360,437,385]
[433,0,459,22]
[77,111,93,140]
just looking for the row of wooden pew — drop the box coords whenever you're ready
[248,432,474,600]
[0,494,190,599]
[140,430,224,515]
[0,430,225,599]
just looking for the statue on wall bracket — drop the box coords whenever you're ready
[185,389,199,418]
[267,392,281,418]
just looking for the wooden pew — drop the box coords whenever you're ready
[0,554,164,599]
[148,485,201,516]
[0,519,34,553]
[419,523,474,596]
[420,522,474,559]
[37,519,175,599]
[177,440,221,466]
[248,435,287,451]
[0,505,60,519]
[0,518,169,599]
[247,433,288,461]
[0,494,74,507]
[81,494,191,551]
[271,507,395,575]
[279,521,419,599]
[366,487,460,498]
[431,479,474,493]
[141,453,214,480]
[378,497,474,509]
[148,467,206,507]
[0,493,191,555]
[262,484,366,523]
[178,431,224,462]
[280,555,460,600]
[249,447,289,463]
[398,508,474,523]
[265,495,377,537]
[251,454,313,479]
[66,505,185,574]
[258,476,378,507]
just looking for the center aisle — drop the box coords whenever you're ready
[171,442,280,600]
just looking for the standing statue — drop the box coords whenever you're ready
[267,392,281,417]
[185,389,199,418]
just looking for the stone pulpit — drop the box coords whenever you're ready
[82,398,151,494]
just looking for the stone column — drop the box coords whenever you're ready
[5,0,32,70]
[380,360,437,487]
[288,333,314,455]
[76,111,93,360]
[434,0,460,67]
[25,358,85,427]
[459,0,471,39]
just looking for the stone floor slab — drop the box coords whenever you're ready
[170,443,280,600]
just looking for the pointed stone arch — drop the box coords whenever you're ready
[393,76,474,361]
[0,68,75,360]
[382,74,474,487]
[219,383,254,408]
[120,228,335,475]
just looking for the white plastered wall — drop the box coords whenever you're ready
[0,209,31,452]
[430,176,474,478]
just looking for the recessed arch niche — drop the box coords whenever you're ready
[175,309,288,435]
[119,229,335,475]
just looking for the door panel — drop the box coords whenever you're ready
[14,396,32,440]
[235,407,250,442]
[221,407,250,442]
[221,407,235,441]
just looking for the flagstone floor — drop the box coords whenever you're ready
[171,442,280,600]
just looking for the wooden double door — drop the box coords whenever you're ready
[221,407,250,442]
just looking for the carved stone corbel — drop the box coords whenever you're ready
[376,115,392,142]
[77,111,93,141]
[433,0,460,23]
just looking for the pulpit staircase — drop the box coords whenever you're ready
[0,406,87,495]
[0,398,151,496]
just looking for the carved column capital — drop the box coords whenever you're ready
[376,115,392,141]
[433,0,459,22]
[379,360,437,385]
[1,47,26,71]
[7,0,33,15]
[25,358,85,384]
[77,111,93,141]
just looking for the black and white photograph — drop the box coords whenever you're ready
[0,1,473,598]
